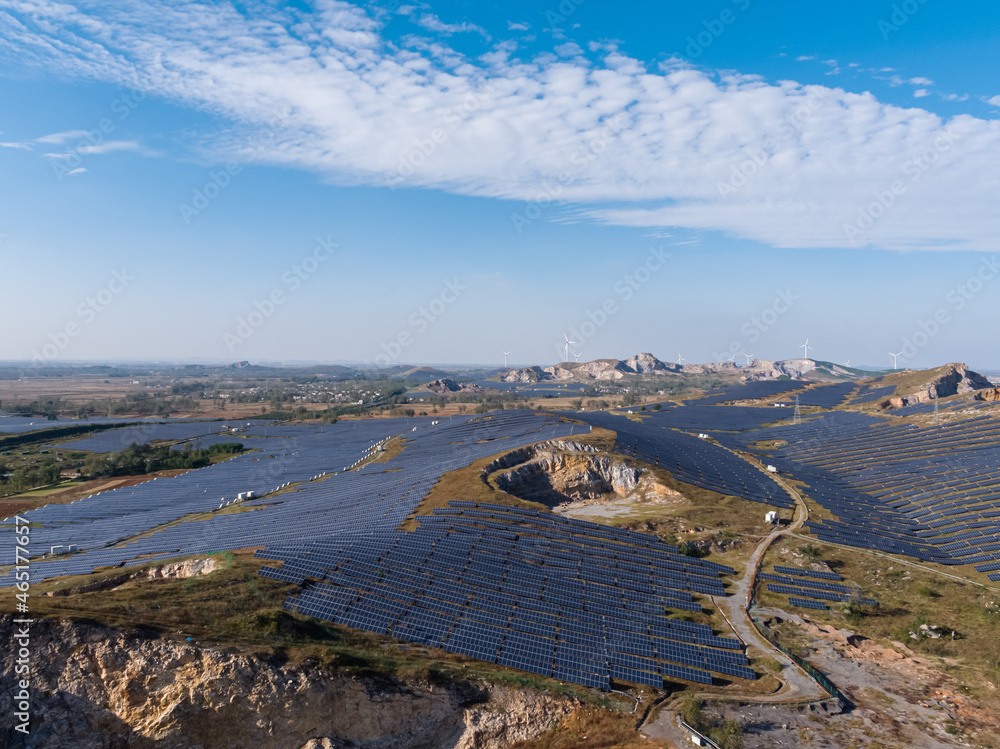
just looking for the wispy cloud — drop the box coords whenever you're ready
[35,130,92,145]
[414,12,488,38]
[2,1,999,252]
[507,21,530,31]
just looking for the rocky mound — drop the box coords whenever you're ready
[882,363,992,409]
[544,360,625,381]
[498,366,548,383]
[488,441,677,507]
[619,353,673,374]
[0,618,571,749]
[425,378,464,394]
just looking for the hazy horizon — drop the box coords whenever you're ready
[3,1,1000,368]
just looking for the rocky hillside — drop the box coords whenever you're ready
[0,618,571,749]
[492,353,862,384]
[489,440,676,506]
[882,363,993,409]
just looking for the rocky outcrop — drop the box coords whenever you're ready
[425,378,464,394]
[882,363,992,409]
[498,367,548,383]
[619,353,674,374]
[544,360,625,381]
[487,442,678,506]
[0,618,571,749]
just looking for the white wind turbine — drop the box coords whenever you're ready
[562,333,578,363]
[800,339,812,360]
[572,352,582,362]
[676,353,687,365]
[726,353,737,363]
[503,350,510,368]
[843,359,851,367]
[742,352,756,366]
[889,351,903,370]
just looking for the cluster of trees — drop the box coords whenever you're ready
[79,442,244,478]
[0,441,245,498]
[0,459,63,496]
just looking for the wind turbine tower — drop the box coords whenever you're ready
[503,350,510,368]
[562,333,578,363]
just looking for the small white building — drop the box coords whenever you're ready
[766,465,778,473]
[765,510,778,524]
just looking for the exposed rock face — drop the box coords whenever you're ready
[544,360,625,381]
[498,366,548,383]
[976,388,1000,403]
[425,378,463,394]
[882,363,992,409]
[0,619,570,749]
[489,441,676,506]
[619,353,673,374]
[740,358,817,381]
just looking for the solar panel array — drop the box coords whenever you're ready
[258,501,754,688]
[565,412,792,507]
[844,381,895,405]
[56,420,270,453]
[687,380,808,406]
[0,415,206,435]
[793,382,856,408]
[0,413,592,582]
[723,410,1000,566]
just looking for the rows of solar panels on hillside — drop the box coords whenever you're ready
[566,411,791,507]
[54,420,274,453]
[720,411,1000,566]
[686,380,808,406]
[258,502,753,691]
[0,415,208,435]
[0,413,589,587]
[609,405,796,432]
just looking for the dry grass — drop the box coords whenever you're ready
[756,537,1000,709]
[512,704,671,749]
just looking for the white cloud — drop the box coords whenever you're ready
[76,140,149,155]
[414,12,487,38]
[0,141,32,150]
[909,77,934,86]
[507,21,530,31]
[3,0,1000,253]
[36,130,92,145]
[913,88,929,98]
[987,95,1000,107]
[795,55,814,61]
[65,167,87,177]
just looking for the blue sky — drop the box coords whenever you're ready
[1,0,1000,370]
